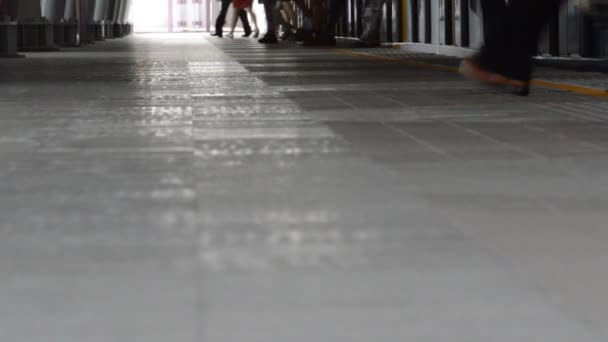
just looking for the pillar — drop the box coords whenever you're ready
[92,0,107,39]
[103,0,114,37]
[93,0,105,21]
[118,0,127,23]
[1,0,24,57]
[0,0,6,18]
[60,0,78,45]
[42,0,69,45]
[111,0,123,36]
[77,0,97,43]
[6,0,17,20]
[18,0,42,19]
[83,0,96,39]
[105,0,115,21]
[122,0,131,34]
[13,0,59,51]
[112,0,121,21]
[64,0,75,19]
[42,0,68,23]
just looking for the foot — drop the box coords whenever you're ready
[280,30,294,40]
[351,40,381,48]
[294,29,306,42]
[460,57,530,96]
[242,31,252,38]
[258,33,278,44]
[302,32,336,47]
[211,31,223,38]
[226,33,234,39]
[252,30,259,39]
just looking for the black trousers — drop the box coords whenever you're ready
[263,0,277,34]
[479,0,564,81]
[328,0,345,35]
[215,0,252,34]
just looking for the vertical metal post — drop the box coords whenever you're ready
[548,2,560,55]
[424,0,430,43]
[459,0,468,46]
[386,0,393,42]
[443,0,452,45]
[205,0,210,32]
[1,0,24,58]
[118,0,128,22]
[410,0,418,42]
[356,0,362,36]
[400,0,407,41]
[168,0,173,32]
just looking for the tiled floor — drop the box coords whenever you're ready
[1,32,608,342]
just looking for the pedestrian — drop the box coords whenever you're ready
[227,0,260,38]
[357,0,385,47]
[212,0,253,38]
[259,0,279,43]
[277,0,296,40]
[461,0,565,96]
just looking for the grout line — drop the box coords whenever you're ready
[333,49,608,99]
[382,122,458,161]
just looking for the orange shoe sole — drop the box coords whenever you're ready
[460,58,530,96]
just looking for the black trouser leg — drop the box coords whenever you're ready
[215,0,232,34]
[328,0,345,35]
[479,0,564,81]
[238,9,252,34]
[480,0,506,42]
[264,0,277,34]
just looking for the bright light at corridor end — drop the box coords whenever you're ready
[129,0,267,33]
[130,0,171,33]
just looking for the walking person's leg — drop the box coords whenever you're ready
[245,6,260,37]
[214,0,232,37]
[260,0,279,43]
[327,0,345,38]
[462,0,565,95]
[480,0,507,43]
[280,0,296,38]
[227,6,238,38]
[358,0,385,47]
[238,9,252,36]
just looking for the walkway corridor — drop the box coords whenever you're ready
[1,33,608,341]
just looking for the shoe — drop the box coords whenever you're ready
[460,57,530,96]
[242,31,252,38]
[301,32,336,47]
[226,33,234,39]
[211,31,223,38]
[280,30,294,40]
[258,33,278,44]
[351,40,380,48]
[252,29,259,39]
[294,29,306,42]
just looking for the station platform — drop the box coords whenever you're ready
[1,33,608,341]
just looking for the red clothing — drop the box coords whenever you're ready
[233,0,253,8]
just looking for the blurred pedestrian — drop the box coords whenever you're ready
[227,0,259,38]
[259,0,279,43]
[461,0,565,96]
[357,0,385,47]
[212,0,253,38]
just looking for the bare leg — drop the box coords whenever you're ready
[246,6,259,36]
[228,7,238,37]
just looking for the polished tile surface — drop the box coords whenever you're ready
[1,33,608,341]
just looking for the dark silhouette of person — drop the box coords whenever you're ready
[462,0,565,96]
[212,0,253,38]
